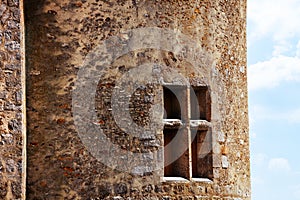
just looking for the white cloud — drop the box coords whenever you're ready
[252,153,267,166]
[248,55,300,91]
[248,0,300,43]
[248,1,300,90]
[268,158,291,172]
[250,104,300,124]
[272,41,293,56]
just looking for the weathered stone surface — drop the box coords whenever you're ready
[0,0,24,198]
[114,183,128,195]
[2,0,253,199]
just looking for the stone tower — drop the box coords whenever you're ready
[0,0,250,199]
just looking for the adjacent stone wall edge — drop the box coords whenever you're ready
[20,0,26,199]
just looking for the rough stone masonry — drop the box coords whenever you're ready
[1,0,250,199]
[0,0,25,199]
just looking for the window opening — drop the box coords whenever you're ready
[191,130,213,179]
[190,86,210,121]
[162,85,212,180]
[164,129,189,178]
[163,86,182,120]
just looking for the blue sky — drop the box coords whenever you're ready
[247,0,300,199]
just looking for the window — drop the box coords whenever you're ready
[163,85,212,180]
[164,128,189,178]
[190,86,211,121]
[191,130,213,178]
[163,86,181,119]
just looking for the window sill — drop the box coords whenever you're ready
[190,120,211,130]
[163,119,182,129]
[163,119,211,130]
[162,177,213,183]
[162,177,189,182]
[191,178,213,183]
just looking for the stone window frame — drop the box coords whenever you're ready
[162,84,213,182]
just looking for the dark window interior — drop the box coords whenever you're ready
[190,86,210,121]
[191,130,213,179]
[163,86,182,120]
[164,129,189,178]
